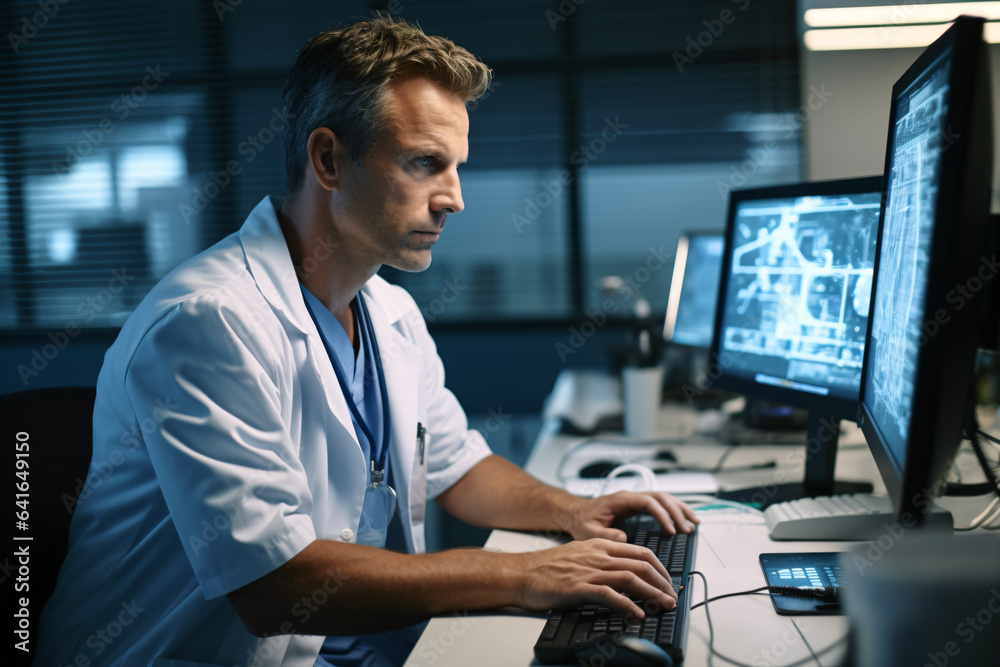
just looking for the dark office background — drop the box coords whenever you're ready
[0,0,801,547]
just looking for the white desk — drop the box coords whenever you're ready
[405,381,996,667]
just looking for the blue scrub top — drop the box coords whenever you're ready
[300,285,418,665]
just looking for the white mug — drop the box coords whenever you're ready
[622,365,664,440]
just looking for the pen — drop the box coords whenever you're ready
[417,422,425,464]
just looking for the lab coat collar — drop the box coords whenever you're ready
[240,196,426,550]
[238,196,312,337]
[239,197,359,451]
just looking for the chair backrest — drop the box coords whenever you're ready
[1,386,96,665]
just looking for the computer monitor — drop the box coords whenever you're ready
[859,16,994,526]
[710,176,884,505]
[664,231,725,349]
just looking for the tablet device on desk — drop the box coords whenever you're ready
[759,552,844,615]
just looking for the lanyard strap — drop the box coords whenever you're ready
[302,290,391,477]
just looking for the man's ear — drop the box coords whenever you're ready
[306,127,346,192]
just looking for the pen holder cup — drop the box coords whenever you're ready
[622,365,664,440]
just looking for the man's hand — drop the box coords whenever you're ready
[515,539,678,619]
[561,491,700,542]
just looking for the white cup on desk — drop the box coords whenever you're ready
[622,364,664,440]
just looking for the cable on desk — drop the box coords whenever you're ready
[965,388,1000,502]
[689,571,848,667]
[689,584,770,610]
[975,429,1000,448]
[555,439,778,485]
[955,496,1000,531]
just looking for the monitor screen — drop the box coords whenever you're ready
[664,232,724,348]
[863,50,951,473]
[713,178,882,414]
[859,16,993,520]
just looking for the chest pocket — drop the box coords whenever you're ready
[409,425,429,528]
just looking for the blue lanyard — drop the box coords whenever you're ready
[302,291,391,479]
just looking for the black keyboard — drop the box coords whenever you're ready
[533,515,698,665]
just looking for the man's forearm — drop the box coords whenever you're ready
[435,454,583,534]
[229,539,524,637]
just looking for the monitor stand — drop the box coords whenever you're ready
[715,412,873,509]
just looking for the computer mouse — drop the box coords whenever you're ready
[577,460,641,478]
[573,634,674,667]
[655,450,677,462]
[577,460,617,478]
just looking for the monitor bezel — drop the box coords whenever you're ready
[709,175,884,422]
[858,16,992,519]
[663,229,725,349]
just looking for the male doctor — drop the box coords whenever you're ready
[36,17,698,667]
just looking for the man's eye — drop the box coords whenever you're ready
[414,156,434,168]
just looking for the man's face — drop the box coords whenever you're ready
[332,73,469,272]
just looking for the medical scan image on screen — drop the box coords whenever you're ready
[865,52,951,468]
[719,191,882,399]
[672,235,724,347]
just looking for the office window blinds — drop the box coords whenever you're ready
[0,0,799,328]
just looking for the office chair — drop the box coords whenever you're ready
[1,386,96,666]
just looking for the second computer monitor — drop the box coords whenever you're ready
[664,231,725,349]
[711,176,883,418]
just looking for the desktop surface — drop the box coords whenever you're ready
[405,370,999,667]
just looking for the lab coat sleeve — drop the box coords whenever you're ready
[124,295,317,600]
[389,288,493,500]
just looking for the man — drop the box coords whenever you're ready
[36,18,698,666]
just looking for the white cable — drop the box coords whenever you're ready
[976,498,1000,527]
[596,463,658,497]
[958,496,1000,531]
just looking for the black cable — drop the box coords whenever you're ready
[977,429,1000,447]
[712,445,739,472]
[689,584,769,610]
[943,481,999,496]
[966,381,1000,501]
[690,571,848,667]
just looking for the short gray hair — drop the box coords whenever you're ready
[281,17,492,196]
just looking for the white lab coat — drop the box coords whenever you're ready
[35,196,492,666]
